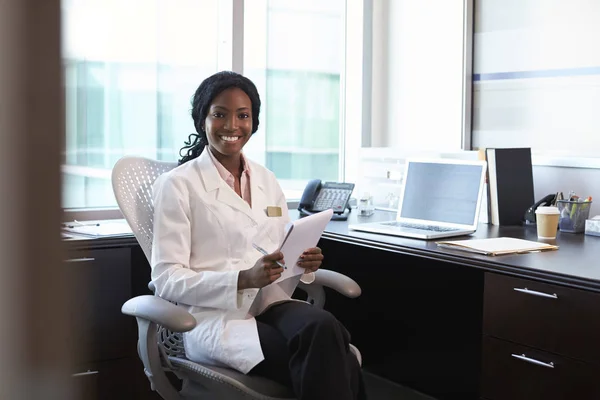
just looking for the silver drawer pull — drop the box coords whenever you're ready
[511,353,555,368]
[71,370,99,377]
[513,287,558,299]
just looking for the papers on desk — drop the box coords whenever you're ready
[62,220,133,237]
[436,237,558,256]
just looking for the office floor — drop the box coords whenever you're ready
[363,372,436,400]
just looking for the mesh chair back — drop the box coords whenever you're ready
[111,156,177,263]
[112,156,187,359]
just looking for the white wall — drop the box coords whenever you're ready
[372,0,466,152]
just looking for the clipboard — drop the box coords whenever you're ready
[247,208,334,317]
[435,237,558,256]
[275,208,334,283]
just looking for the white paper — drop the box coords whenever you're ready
[275,208,334,283]
[247,208,334,316]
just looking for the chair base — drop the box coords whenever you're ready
[170,357,295,400]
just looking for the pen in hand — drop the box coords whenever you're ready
[252,243,287,269]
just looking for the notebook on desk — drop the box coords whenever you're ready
[349,158,487,240]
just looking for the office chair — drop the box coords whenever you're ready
[111,155,363,400]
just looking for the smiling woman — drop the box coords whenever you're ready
[177,71,262,199]
[178,71,261,167]
[149,71,366,399]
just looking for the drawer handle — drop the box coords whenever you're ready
[513,287,558,299]
[511,353,555,369]
[72,370,99,377]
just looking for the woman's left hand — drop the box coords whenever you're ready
[297,247,323,273]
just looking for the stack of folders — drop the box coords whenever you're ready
[486,148,535,226]
[436,237,558,256]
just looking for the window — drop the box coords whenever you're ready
[472,0,600,157]
[61,0,358,209]
[243,0,346,197]
[62,0,226,208]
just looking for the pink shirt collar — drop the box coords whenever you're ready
[207,149,252,206]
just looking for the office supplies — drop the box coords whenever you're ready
[486,148,535,226]
[275,208,334,283]
[252,243,286,269]
[348,158,487,239]
[62,220,133,237]
[74,219,100,227]
[298,179,354,221]
[557,197,593,233]
[63,220,100,228]
[436,237,558,256]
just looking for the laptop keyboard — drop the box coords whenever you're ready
[383,221,460,232]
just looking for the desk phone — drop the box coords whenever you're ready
[298,179,355,220]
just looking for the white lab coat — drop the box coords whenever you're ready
[150,150,307,374]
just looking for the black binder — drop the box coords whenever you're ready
[485,148,535,226]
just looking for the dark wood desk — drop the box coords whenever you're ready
[64,211,600,400]
[316,210,600,400]
[65,235,160,400]
[322,210,600,292]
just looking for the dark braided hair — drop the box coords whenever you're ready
[178,71,261,165]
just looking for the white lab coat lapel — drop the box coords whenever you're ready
[194,151,258,225]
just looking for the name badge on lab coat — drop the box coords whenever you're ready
[266,206,282,217]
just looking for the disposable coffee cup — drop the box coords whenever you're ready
[535,206,560,239]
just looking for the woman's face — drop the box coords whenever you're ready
[204,87,253,158]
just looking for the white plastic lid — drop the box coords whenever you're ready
[535,206,560,215]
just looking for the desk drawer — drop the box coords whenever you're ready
[483,273,600,364]
[72,357,159,400]
[70,248,135,364]
[481,336,600,400]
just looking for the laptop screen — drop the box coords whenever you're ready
[399,160,484,226]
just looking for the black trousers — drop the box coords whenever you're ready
[250,301,367,400]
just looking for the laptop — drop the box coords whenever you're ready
[349,158,487,240]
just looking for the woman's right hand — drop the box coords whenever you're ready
[238,250,285,290]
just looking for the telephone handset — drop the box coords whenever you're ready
[298,179,355,221]
[524,193,557,224]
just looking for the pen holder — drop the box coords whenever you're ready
[557,200,592,233]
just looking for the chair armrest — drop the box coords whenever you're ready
[121,295,196,333]
[313,269,362,298]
